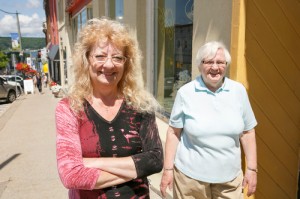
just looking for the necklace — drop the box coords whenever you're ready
[103,105,110,113]
[94,95,122,114]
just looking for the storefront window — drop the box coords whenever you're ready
[72,17,78,44]
[81,9,87,26]
[115,0,124,22]
[108,0,124,22]
[87,7,93,20]
[72,5,93,43]
[156,0,193,114]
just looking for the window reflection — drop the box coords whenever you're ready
[115,0,124,22]
[157,0,193,114]
[72,5,93,42]
[108,0,124,22]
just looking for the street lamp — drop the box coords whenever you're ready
[0,9,22,51]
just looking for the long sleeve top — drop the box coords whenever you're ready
[55,98,163,198]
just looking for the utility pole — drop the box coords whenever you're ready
[0,9,23,51]
[0,8,22,92]
[16,11,22,51]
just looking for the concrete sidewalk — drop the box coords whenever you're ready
[0,89,67,199]
[0,88,172,199]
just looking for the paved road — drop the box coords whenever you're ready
[0,89,166,199]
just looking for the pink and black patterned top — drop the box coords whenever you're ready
[55,98,163,199]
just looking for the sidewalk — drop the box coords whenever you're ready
[0,88,171,199]
[0,88,67,199]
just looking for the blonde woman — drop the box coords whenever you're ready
[55,18,163,199]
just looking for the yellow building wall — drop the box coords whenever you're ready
[231,0,300,198]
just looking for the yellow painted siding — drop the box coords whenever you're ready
[232,0,300,198]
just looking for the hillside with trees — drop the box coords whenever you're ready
[0,51,9,69]
[0,37,46,51]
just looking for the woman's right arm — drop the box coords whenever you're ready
[56,100,131,190]
[160,126,182,197]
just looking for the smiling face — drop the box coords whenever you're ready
[199,49,228,92]
[88,42,126,90]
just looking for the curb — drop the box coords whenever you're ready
[0,95,26,132]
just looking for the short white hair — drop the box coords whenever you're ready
[195,41,231,68]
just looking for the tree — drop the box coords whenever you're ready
[0,51,9,69]
[0,37,46,51]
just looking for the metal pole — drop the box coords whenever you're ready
[11,54,18,95]
[0,9,22,52]
[0,8,23,96]
[16,11,22,51]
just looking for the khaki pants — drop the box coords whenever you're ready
[173,167,244,199]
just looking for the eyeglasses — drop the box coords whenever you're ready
[93,55,127,65]
[202,60,227,67]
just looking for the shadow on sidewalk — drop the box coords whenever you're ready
[0,153,21,170]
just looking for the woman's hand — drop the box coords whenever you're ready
[240,129,257,196]
[160,126,182,197]
[160,170,174,198]
[242,169,257,196]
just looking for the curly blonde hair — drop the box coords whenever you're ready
[67,17,160,114]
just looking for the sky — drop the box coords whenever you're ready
[0,0,46,38]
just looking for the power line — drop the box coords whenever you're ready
[0,8,19,15]
[0,8,22,51]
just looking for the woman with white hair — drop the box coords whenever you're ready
[55,18,163,199]
[160,41,258,199]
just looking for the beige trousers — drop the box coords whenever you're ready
[173,167,244,199]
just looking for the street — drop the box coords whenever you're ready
[0,89,166,199]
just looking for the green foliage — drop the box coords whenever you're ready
[0,37,46,51]
[0,51,9,69]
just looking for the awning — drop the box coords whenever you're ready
[48,45,59,61]
[66,0,92,15]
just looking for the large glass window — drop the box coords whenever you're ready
[72,5,93,43]
[156,0,194,114]
[87,7,93,20]
[108,0,124,22]
[115,0,124,22]
[81,9,87,26]
[72,16,77,44]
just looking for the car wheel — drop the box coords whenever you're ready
[7,91,16,103]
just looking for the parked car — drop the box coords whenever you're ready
[0,77,17,103]
[164,76,174,97]
[1,75,24,89]
[0,76,23,97]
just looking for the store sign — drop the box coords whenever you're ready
[24,79,34,94]
[26,57,32,66]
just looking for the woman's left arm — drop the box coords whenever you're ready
[131,113,163,178]
[240,128,257,197]
[83,113,163,179]
[83,156,137,179]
